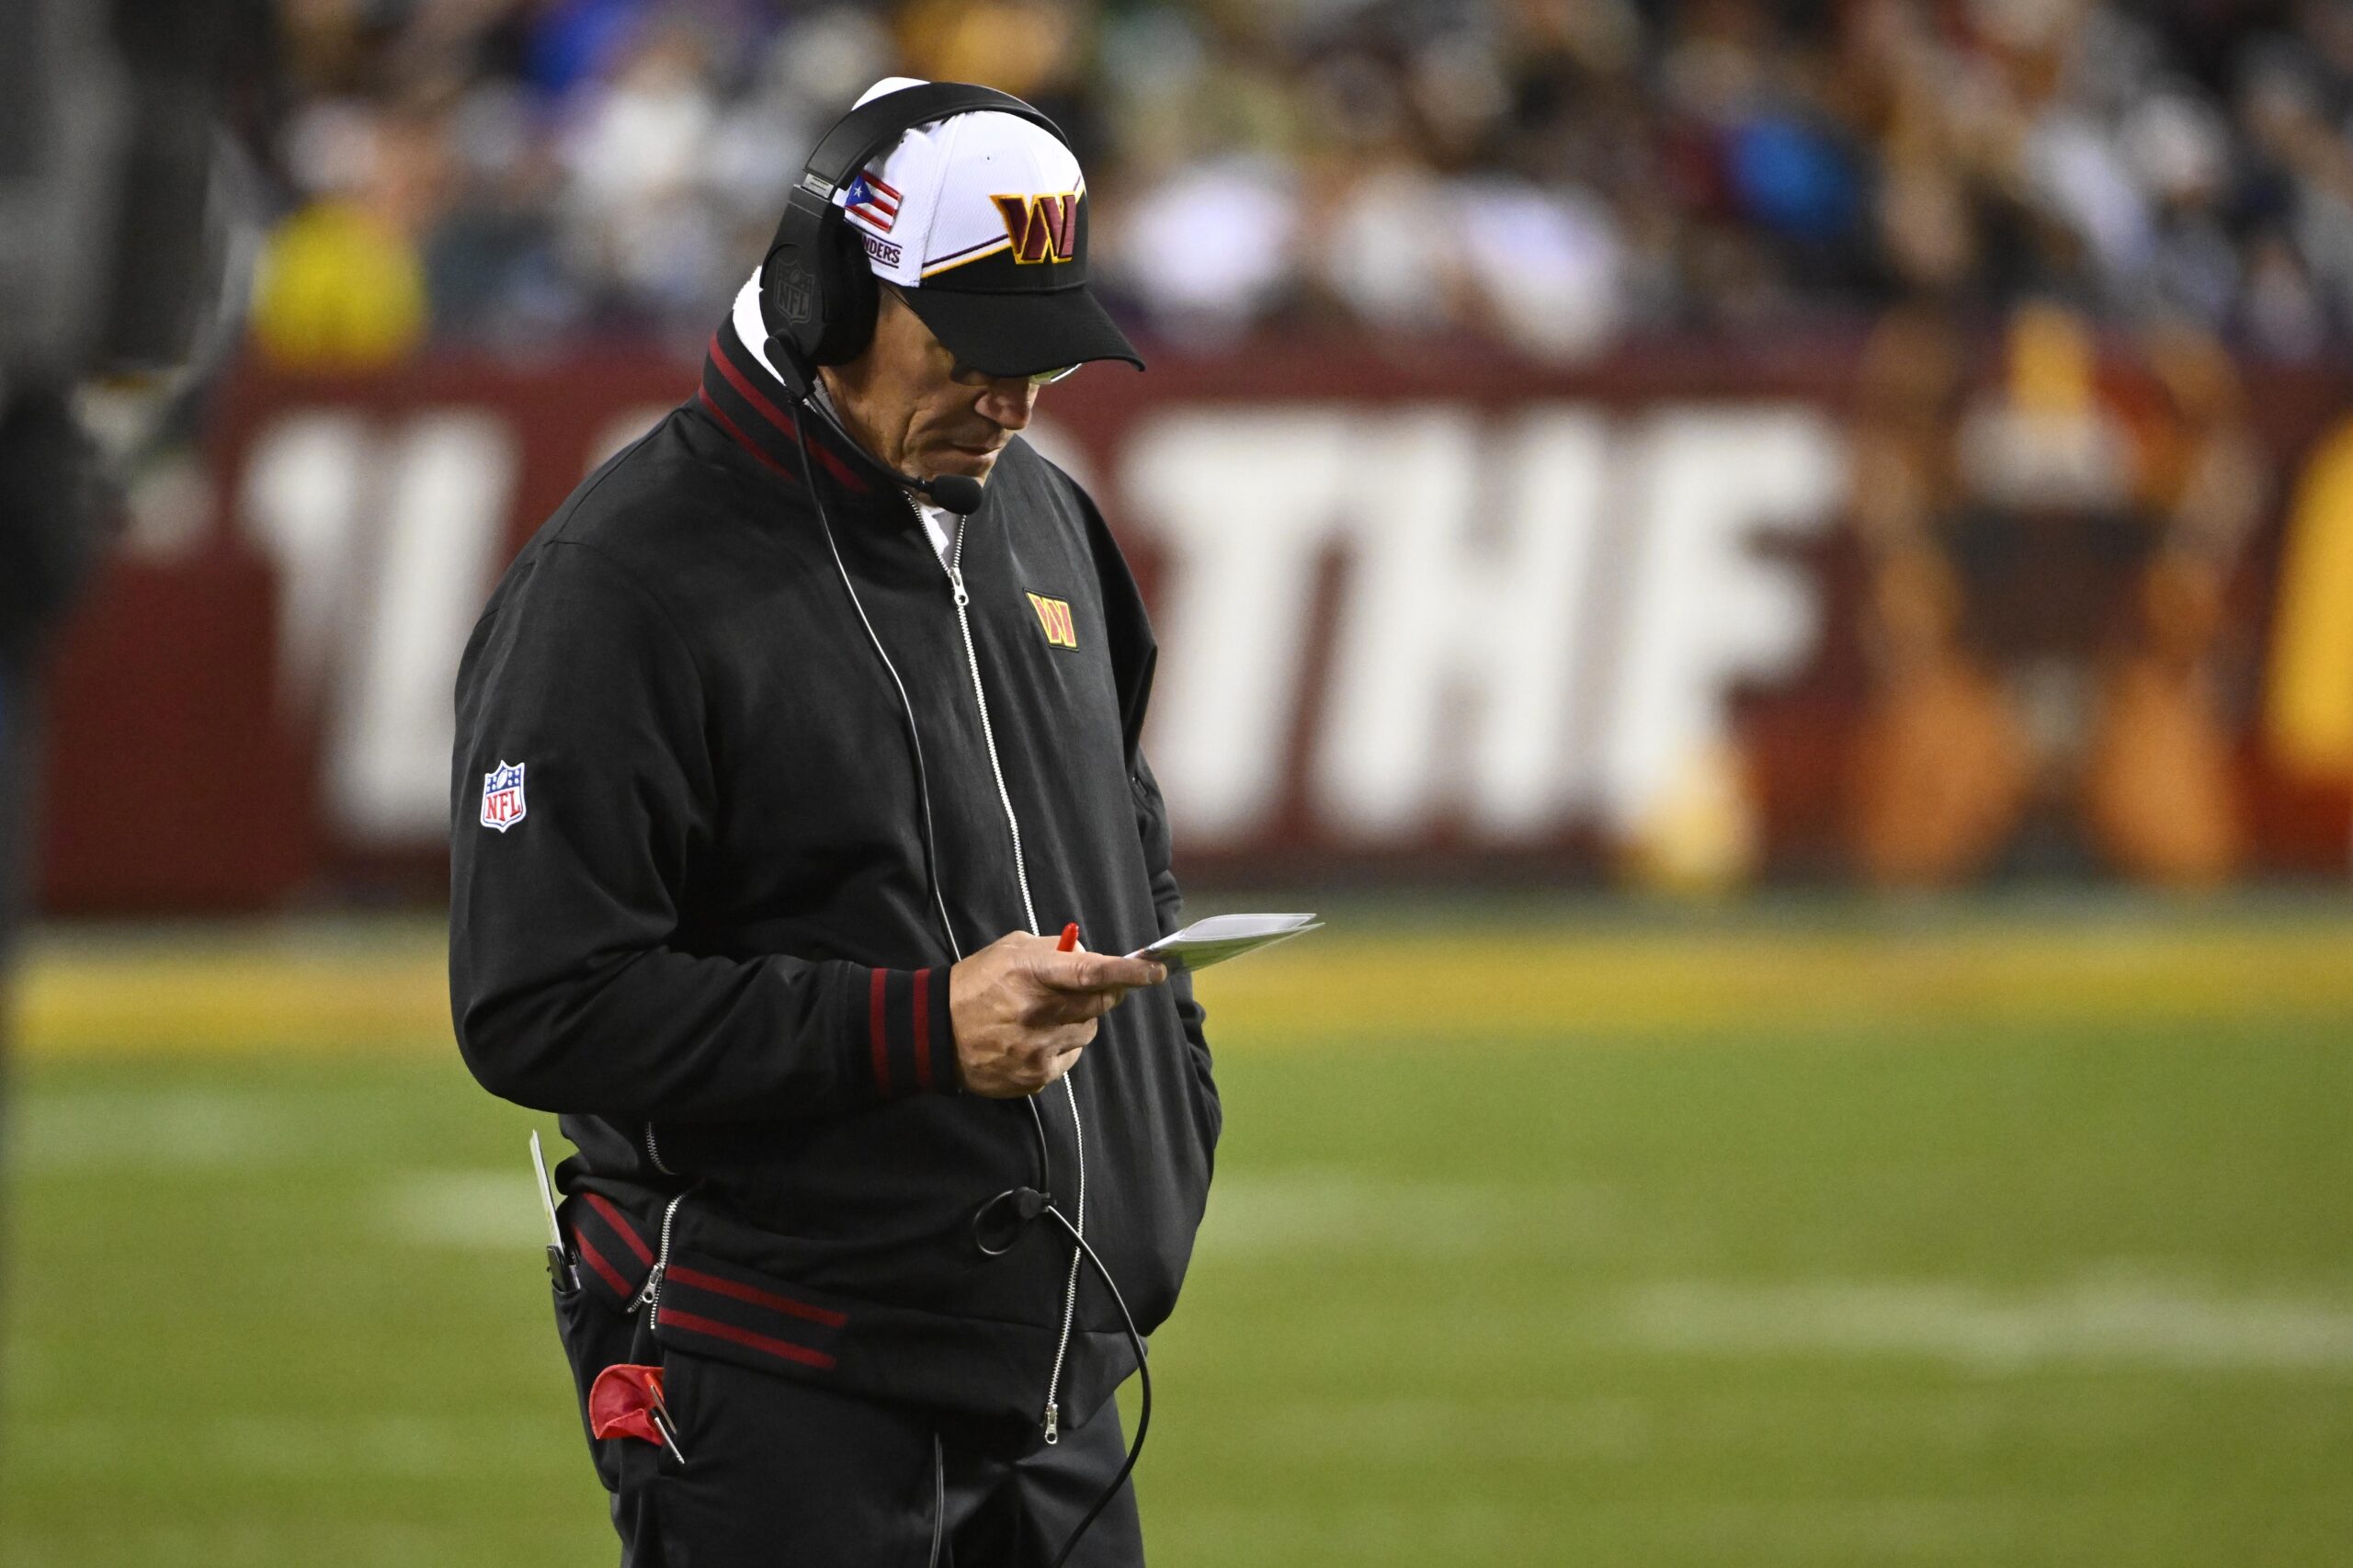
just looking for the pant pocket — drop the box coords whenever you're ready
[650,1344,941,1568]
[553,1280,648,1495]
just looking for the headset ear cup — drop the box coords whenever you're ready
[758,182,847,392]
[811,212,879,366]
[760,269,817,398]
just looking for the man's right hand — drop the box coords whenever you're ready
[948,932,1166,1098]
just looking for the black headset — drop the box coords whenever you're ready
[758,81,1067,396]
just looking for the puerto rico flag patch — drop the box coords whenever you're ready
[844,171,902,233]
[482,762,528,831]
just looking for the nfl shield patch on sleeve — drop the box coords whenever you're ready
[482,762,527,831]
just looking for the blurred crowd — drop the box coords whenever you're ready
[246,0,2353,367]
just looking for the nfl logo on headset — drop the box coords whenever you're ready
[482,762,527,832]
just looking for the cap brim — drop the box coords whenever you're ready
[899,283,1144,379]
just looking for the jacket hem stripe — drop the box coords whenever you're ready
[575,1231,632,1300]
[665,1265,849,1327]
[584,1191,654,1265]
[657,1307,839,1370]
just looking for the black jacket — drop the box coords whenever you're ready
[449,317,1217,1438]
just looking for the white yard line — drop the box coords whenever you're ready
[6,1087,327,1172]
[1193,1168,1617,1256]
[381,1169,549,1251]
[1622,1275,2353,1374]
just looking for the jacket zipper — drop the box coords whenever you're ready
[933,501,1088,1445]
[637,1190,687,1324]
[1040,1087,1085,1443]
[644,1121,676,1176]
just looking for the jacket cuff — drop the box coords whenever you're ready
[854,966,959,1100]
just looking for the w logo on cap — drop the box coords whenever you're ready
[992,192,1079,264]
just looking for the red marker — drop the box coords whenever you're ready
[1057,922,1080,952]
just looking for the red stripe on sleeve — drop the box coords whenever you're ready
[870,968,892,1096]
[912,968,934,1090]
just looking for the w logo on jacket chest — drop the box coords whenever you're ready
[1026,593,1078,649]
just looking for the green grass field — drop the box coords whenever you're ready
[5,899,2350,1566]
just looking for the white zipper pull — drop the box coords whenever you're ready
[947,563,969,608]
[1043,1401,1060,1445]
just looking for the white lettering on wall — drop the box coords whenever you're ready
[1131,402,1847,849]
[240,411,517,846]
[1596,410,1844,834]
[1316,408,1608,839]
[233,397,1844,860]
[1125,410,1355,838]
[239,413,372,711]
[324,414,516,844]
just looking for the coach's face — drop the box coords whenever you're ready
[821,290,1039,484]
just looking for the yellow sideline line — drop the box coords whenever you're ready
[1200,925,2353,1041]
[8,915,2352,1060]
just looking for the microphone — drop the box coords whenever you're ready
[769,336,987,515]
[922,472,985,515]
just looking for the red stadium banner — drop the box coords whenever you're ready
[36,337,2353,912]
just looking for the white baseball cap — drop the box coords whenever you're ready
[832,76,1142,377]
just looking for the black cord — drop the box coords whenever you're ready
[1040,1203,1151,1568]
[1027,1098,1054,1194]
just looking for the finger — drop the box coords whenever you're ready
[1007,1016,1097,1064]
[1029,987,1130,1028]
[1035,952,1166,993]
[1029,1039,1084,1087]
[1033,984,1122,1021]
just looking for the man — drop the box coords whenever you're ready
[449,79,1217,1567]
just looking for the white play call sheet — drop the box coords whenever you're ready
[1127,913,1323,973]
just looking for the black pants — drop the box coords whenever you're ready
[555,1287,1144,1567]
